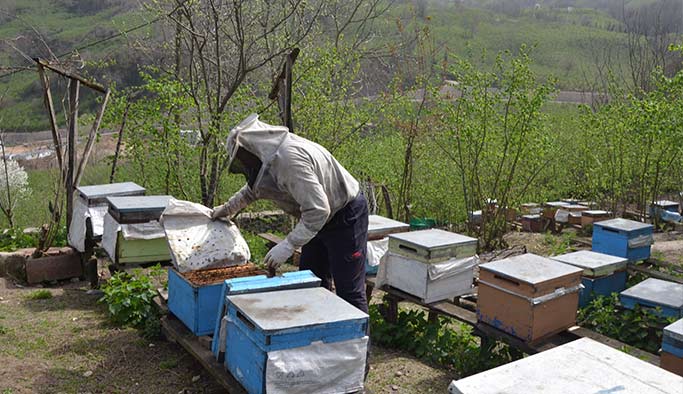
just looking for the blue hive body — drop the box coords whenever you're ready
[551,251,628,307]
[592,218,653,262]
[620,278,683,318]
[222,287,368,394]
[167,268,228,336]
[663,319,683,358]
[211,270,321,358]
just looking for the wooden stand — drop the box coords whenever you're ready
[161,315,246,393]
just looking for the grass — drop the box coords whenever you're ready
[24,289,52,300]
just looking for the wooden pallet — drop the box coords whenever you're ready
[161,314,247,394]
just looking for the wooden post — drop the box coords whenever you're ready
[66,79,79,230]
[74,88,110,186]
[269,48,299,133]
[37,65,64,172]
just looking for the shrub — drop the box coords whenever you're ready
[99,270,157,328]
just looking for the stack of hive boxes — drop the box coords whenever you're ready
[551,250,628,307]
[477,253,583,342]
[102,195,173,264]
[216,284,369,394]
[384,229,478,303]
[662,318,683,376]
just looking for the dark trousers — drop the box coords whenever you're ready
[299,193,369,313]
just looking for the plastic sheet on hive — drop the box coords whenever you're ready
[160,198,250,272]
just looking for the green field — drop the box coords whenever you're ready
[0,0,645,132]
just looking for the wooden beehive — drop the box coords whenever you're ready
[592,218,653,262]
[77,182,145,206]
[106,195,172,224]
[542,201,570,219]
[448,338,683,394]
[521,214,543,232]
[223,288,369,394]
[620,278,683,318]
[367,215,409,241]
[662,318,683,376]
[388,229,477,263]
[477,253,583,342]
[581,210,610,226]
[551,251,628,307]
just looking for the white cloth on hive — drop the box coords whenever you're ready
[160,198,250,273]
[67,197,109,252]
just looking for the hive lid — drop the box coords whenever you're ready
[448,338,683,394]
[595,218,653,232]
[653,200,679,208]
[77,182,145,200]
[106,195,172,213]
[620,278,683,309]
[227,287,368,332]
[583,210,609,216]
[388,229,477,249]
[550,251,627,277]
[480,253,582,285]
[664,318,683,343]
[544,201,570,208]
[368,215,409,237]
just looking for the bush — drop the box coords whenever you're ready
[99,270,157,328]
[578,293,676,353]
[370,303,521,378]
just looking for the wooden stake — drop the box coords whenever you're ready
[66,79,79,230]
[36,65,64,171]
[74,89,110,186]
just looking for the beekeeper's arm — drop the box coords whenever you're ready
[263,158,331,269]
[211,184,257,220]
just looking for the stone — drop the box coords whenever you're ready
[192,375,200,383]
[83,370,93,377]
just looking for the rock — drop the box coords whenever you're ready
[395,371,403,377]
[192,375,200,383]
[391,385,399,391]
[83,370,93,377]
[72,317,78,322]
[86,289,104,296]
[148,343,155,348]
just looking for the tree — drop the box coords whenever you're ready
[125,0,390,206]
[0,138,30,227]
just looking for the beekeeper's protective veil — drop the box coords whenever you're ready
[222,114,360,249]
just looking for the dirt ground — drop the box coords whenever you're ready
[0,276,452,394]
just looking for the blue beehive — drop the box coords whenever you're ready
[663,319,683,358]
[211,270,321,360]
[223,287,369,394]
[620,278,683,318]
[551,251,628,307]
[167,267,245,336]
[592,218,653,262]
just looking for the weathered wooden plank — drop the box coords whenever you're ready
[628,263,683,284]
[34,58,107,93]
[161,315,247,394]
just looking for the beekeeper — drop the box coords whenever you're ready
[212,114,369,314]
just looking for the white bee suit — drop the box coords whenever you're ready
[223,114,360,249]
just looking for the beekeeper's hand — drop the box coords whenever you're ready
[211,203,234,221]
[264,240,295,270]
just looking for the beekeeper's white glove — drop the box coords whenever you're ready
[264,240,295,270]
[211,203,234,220]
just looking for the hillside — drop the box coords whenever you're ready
[0,0,677,132]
